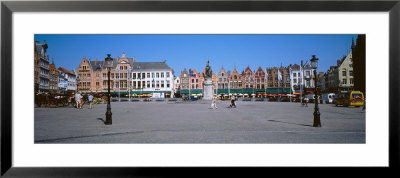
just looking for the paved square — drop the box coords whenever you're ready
[34,100,365,143]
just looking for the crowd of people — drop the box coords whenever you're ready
[74,92,94,109]
[35,92,95,109]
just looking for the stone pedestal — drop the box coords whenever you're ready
[202,79,214,100]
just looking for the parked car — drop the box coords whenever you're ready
[335,91,364,107]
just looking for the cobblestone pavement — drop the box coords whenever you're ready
[34,100,365,143]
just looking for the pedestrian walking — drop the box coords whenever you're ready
[211,95,218,109]
[75,92,81,109]
[304,97,309,107]
[88,94,93,109]
[230,95,236,108]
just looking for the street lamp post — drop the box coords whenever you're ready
[104,54,113,125]
[310,55,321,127]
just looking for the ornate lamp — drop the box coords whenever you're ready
[310,55,321,127]
[104,54,113,125]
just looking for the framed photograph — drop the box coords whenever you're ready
[2,0,399,177]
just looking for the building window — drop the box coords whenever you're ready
[166,72,170,78]
[343,79,347,84]
[342,71,346,76]
[350,79,354,84]
[349,71,353,76]
[167,81,170,88]
[156,73,160,78]
[293,73,297,77]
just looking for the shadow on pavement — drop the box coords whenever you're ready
[268,119,313,127]
[97,118,105,123]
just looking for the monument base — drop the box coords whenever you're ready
[202,79,214,100]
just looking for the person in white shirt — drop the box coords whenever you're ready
[75,92,81,109]
[211,95,218,109]
[88,94,93,109]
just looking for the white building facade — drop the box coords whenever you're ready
[173,76,180,97]
[57,67,77,93]
[131,61,174,98]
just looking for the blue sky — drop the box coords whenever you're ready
[34,34,357,76]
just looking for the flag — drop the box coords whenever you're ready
[278,69,282,82]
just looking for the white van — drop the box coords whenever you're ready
[322,93,335,104]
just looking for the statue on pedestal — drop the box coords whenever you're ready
[202,60,214,100]
[204,60,213,79]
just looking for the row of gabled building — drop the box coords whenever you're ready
[178,60,317,98]
[75,52,175,97]
[35,34,365,98]
[318,35,366,96]
[178,35,366,98]
[35,40,78,95]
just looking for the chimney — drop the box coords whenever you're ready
[301,60,303,66]
[95,58,98,65]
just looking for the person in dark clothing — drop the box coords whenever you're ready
[230,95,236,108]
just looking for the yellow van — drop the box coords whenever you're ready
[335,91,364,107]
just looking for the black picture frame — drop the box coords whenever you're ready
[1,0,399,177]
